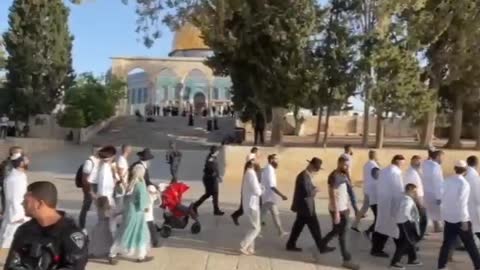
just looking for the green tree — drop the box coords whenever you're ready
[63,73,126,126]
[0,38,5,70]
[3,0,74,121]
[370,40,431,148]
[57,106,86,128]
[314,0,358,147]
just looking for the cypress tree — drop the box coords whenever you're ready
[3,0,74,120]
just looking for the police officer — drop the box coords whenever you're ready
[165,141,182,179]
[5,181,88,270]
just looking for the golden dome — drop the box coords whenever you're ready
[171,23,209,53]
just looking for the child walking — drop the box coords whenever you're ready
[390,183,422,269]
[89,196,114,258]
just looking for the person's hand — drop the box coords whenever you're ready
[436,200,442,206]
[461,222,469,232]
[334,212,340,225]
[281,195,288,201]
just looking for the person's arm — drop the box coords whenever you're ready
[81,160,93,194]
[434,165,444,204]
[461,183,471,230]
[251,172,263,196]
[58,229,88,270]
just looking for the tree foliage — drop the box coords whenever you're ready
[61,73,126,127]
[4,0,74,121]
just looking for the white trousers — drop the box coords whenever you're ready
[240,208,261,252]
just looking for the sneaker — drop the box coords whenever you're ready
[231,214,239,226]
[370,251,389,258]
[390,263,405,270]
[239,247,251,255]
[406,261,423,267]
[319,246,336,254]
[351,227,360,232]
[82,228,88,236]
[286,246,303,252]
[342,260,360,270]
[136,256,154,263]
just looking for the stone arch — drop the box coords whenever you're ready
[155,68,181,105]
[183,69,210,103]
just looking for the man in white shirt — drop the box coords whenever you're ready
[438,160,480,270]
[352,150,379,233]
[320,157,360,270]
[116,144,131,185]
[340,145,359,215]
[466,156,480,242]
[261,154,288,237]
[371,155,406,258]
[78,146,100,229]
[0,114,8,139]
[422,150,444,233]
[246,147,258,162]
[0,155,29,248]
[404,155,427,239]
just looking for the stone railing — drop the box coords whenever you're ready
[78,117,116,144]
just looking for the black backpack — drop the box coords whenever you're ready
[75,159,92,188]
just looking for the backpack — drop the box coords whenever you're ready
[75,158,93,188]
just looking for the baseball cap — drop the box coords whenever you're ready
[455,160,467,168]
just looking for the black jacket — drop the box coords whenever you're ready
[4,213,88,270]
[130,161,154,187]
[291,170,317,217]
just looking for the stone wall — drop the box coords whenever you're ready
[223,145,480,185]
[0,138,67,156]
[29,114,70,140]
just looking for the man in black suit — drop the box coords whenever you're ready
[286,157,335,254]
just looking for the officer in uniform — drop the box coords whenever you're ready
[5,181,88,270]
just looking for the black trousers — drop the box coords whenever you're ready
[391,222,418,265]
[232,201,243,219]
[0,183,5,215]
[193,192,220,212]
[418,206,428,239]
[78,184,97,229]
[147,221,160,247]
[371,231,389,254]
[366,205,377,234]
[254,128,264,145]
[321,211,351,261]
[438,221,480,269]
[286,214,323,251]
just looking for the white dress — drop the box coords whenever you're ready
[0,169,28,248]
[465,167,480,233]
[375,165,404,239]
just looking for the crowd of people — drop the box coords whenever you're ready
[1,142,480,270]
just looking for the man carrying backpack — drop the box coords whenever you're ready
[77,145,100,231]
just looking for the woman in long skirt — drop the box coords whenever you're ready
[108,165,152,264]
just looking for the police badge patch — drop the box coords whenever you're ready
[70,232,85,249]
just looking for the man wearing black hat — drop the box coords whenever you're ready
[130,148,155,187]
[192,145,224,216]
[286,157,334,254]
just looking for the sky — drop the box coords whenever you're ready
[0,0,175,75]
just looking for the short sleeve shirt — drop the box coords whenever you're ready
[82,157,98,184]
[328,171,349,212]
[261,165,278,203]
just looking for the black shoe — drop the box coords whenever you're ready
[214,210,225,216]
[371,251,389,258]
[231,214,239,226]
[389,263,405,269]
[319,246,335,254]
[286,246,303,252]
[351,226,360,232]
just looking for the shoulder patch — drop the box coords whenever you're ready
[70,232,85,249]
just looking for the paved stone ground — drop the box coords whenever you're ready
[0,145,475,270]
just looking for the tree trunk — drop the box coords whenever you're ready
[420,78,438,148]
[270,107,284,145]
[315,107,324,144]
[476,115,480,150]
[362,68,373,148]
[446,94,464,148]
[375,111,385,149]
[322,105,332,148]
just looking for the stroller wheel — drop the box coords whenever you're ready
[160,225,172,238]
[191,222,201,234]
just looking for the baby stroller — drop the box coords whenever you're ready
[158,182,201,238]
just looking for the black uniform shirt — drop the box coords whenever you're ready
[4,212,88,270]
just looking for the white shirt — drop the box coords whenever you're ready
[328,171,350,212]
[246,153,256,162]
[116,155,129,180]
[0,116,8,127]
[441,174,470,223]
[82,156,99,184]
[396,195,419,224]
[422,159,444,200]
[363,160,379,205]
[146,186,159,222]
[242,168,263,211]
[3,169,27,222]
[465,166,480,232]
[261,164,278,204]
[97,161,116,204]
[403,166,424,197]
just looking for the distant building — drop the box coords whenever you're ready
[111,23,232,116]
